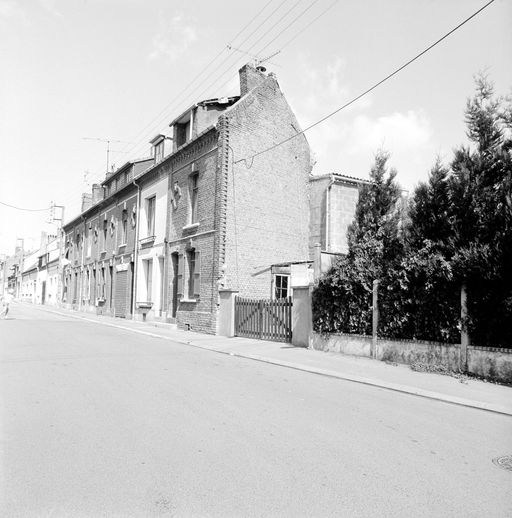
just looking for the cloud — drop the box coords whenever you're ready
[149,14,197,63]
[39,0,64,18]
[0,0,29,24]
[346,110,432,155]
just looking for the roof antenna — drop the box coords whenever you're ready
[226,45,281,70]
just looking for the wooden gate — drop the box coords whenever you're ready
[235,297,292,343]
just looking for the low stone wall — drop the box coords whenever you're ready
[378,338,460,371]
[468,346,512,383]
[310,332,512,384]
[310,332,372,358]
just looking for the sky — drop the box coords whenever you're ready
[0,0,511,255]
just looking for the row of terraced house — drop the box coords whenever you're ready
[41,64,366,335]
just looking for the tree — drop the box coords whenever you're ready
[312,150,404,335]
[447,75,512,346]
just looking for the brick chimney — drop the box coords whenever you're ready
[239,63,267,97]
[91,183,102,205]
[81,193,92,213]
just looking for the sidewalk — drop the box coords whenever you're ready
[36,303,512,417]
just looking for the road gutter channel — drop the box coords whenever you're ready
[34,305,512,417]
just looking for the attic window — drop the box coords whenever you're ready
[173,110,192,149]
[175,122,190,148]
[154,141,164,163]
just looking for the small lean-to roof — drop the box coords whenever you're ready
[309,172,372,185]
[149,134,166,146]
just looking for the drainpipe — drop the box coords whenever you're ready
[163,237,169,319]
[131,177,141,319]
[78,216,86,311]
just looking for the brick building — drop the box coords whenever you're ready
[62,158,152,316]
[163,64,311,333]
[60,63,311,334]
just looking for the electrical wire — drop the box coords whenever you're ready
[279,0,339,51]
[82,0,290,189]
[0,200,50,212]
[235,0,497,166]
[254,0,321,56]
[91,0,305,176]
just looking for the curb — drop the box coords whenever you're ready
[30,305,512,417]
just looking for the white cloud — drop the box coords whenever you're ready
[39,0,63,18]
[346,110,432,155]
[149,14,197,63]
[0,0,29,24]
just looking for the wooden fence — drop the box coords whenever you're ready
[234,297,292,343]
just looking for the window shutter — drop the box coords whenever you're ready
[193,250,201,298]
[177,254,184,298]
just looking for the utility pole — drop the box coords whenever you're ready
[82,137,131,174]
[49,202,66,305]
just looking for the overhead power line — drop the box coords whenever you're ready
[81,0,288,189]
[279,0,339,52]
[235,0,497,166]
[0,200,50,212]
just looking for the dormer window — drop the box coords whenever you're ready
[170,109,193,150]
[175,121,190,148]
[150,134,166,164]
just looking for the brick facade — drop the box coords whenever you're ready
[62,159,152,318]
[60,64,313,335]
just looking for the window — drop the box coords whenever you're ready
[144,259,153,302]
[121,210,128,245]
[177,250,200,301]
[175,121,190,148]
[155,142,164,163]
[187,250,195,299]
[274,275,289,300]
[86,227,92,257]
[100,267,106,298]
[189,173,199,224]
[146,196,156,237]
[102,219,108,250]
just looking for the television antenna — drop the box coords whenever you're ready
[226,45,281,68]
[82,137,131,174]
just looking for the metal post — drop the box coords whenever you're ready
[372,280,379,359]
[460,283,469,372]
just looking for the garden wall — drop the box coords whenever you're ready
[310,332,512,384]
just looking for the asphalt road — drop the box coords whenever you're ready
[1,304,511,517]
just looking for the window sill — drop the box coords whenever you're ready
[183,223,199,232]
[118,243,127,249]
[140,235,156,247]
[180,298,197,303]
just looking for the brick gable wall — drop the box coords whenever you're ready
[220,73,311,300]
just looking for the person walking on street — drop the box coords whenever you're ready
[1,289,14,319]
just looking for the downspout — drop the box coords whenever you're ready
[131,176,141,319]
[163,237,169,319]
[78,216,86,311]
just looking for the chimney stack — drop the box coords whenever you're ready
[239,63,267,97]
[81,193,92,213]
[91,183,102,205]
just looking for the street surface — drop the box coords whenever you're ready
[1,304,511,517]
